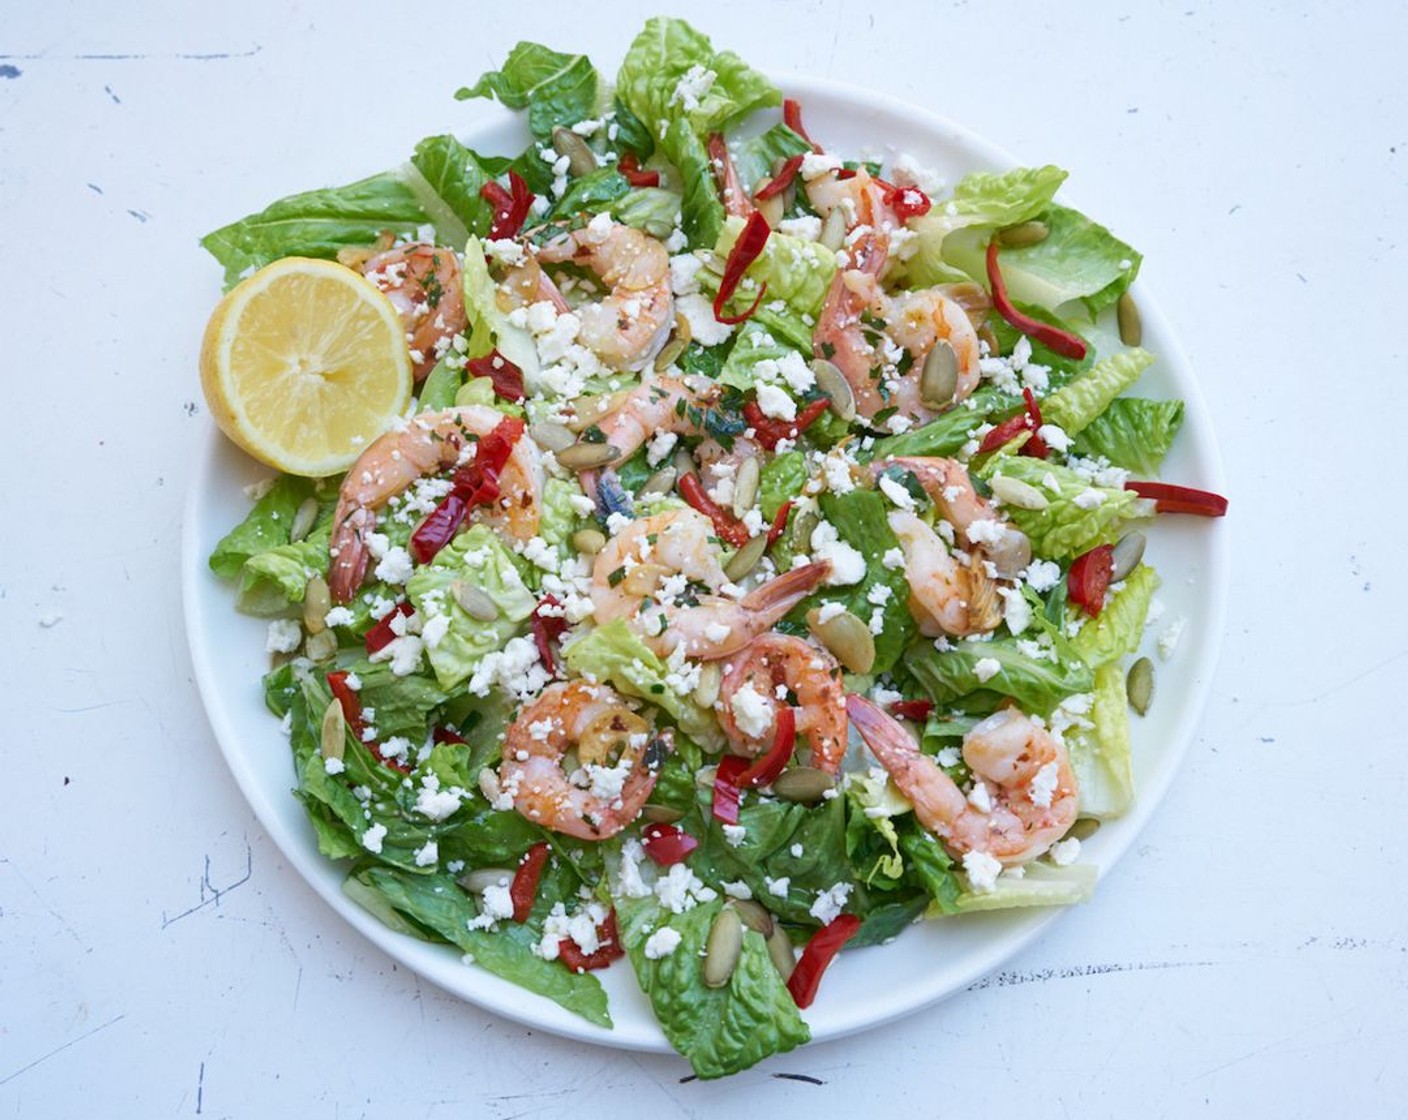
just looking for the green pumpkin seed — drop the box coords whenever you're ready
[640,465,678,497]
[1117,291,1142,347]
[1068,818,1101,841]
[566,391,625,433]
[551,126,598,177]
[728,898,774,937]
[997,220,1049,249]
[571,528,606,556]
[304,628,338,663]
[1127,656,1154,715]
[812,358,856,421]
[792,508,819,552]
[989,474,1050,511]
[770,766,836,804]
[320,698,346,761]
[723,533,768,582]
[731,457,761,517]
[703,907,744,988]
[820,208,847,252]
[807,607,876,674]
[766,925,795,981]
[458,867,514,894]
[290,496,320,544]
[695,764,719,790]
[692,661,722,708]
[303,573,331,634]
[452,579,500,621]
[529,420,576,453]
[1110,531,1147,583]
[653,333,689,373]
[672,445,699,482]
[920,339,959,409]
[556,441,620,471]
[642,804,685,825]
[977,323,1001,359]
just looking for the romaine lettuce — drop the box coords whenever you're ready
[1073,398,1185,474]
[981,456,1147,559]
[456,41,600,142]
[1068,662,1135,819]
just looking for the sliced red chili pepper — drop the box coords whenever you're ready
[451,415,526,508]
[481,170,534,240]
[1124,481,1229,517]
[465,350,525,402]
[510,842,551,923]
[410,494,469,564]
[326,670,365,737]
[783,97,820,152]
[787,913,861,1009]
[880,180,932,221]
[713,210,771,325]
[736,707,796,788]
[754,154,804,201]
[766,500,793,547]
[432,725,466,745]
[364,601,414,655]
[531,595,567,676]
[679,472,751,548]
[985,240,1088,361]
[743,397,831,451]
[641,823,700,866]
[888,699,933,721]
[977,387,1048,458]
[711,756,749,826]
[617,151,660,188]
[556,909,625,972]
[708,132,755,219]
[1068,543,1115,616]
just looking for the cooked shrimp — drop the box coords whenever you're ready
[590,508,832,659]
[362,244,466,381]
[497,681,672,841]
[887,510,1001,637]
[328,405,543,603]
[847,696,1078,865]
[536,218,673,371]
[715,634,847,774]
[581,375,718,466]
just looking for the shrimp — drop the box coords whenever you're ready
[362,244,467,381]
[581,375,718,466]
[590,508,832,660]
[535,218,674,371]
[715,634,848,774]
[328,405,543,603]
[847,696,1078,865]
[497,681,673,841]
[887,510,1002,637]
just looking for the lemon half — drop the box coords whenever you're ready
[200,257,412,476]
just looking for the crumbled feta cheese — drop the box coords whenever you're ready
[265,619,302,654]
[670,64,717,112]
[800,152,844,180]
[1037,423,1072,453]
[998,586,1032,636]
[361,822,388,854]
[323,606,355,628]
[815,600,846,624]
[413,840,439,868]
[654,863,717,914]
[374,546,415,585]
[722,880,753,900]
[414,773,463,821]
[878,474,916,510]
[809,882,854,925]
[882,547,906,570]
[1158,617,1187,660]
[643,927,683,959]
[1073,487,1107,510]
[730,683,774,738]
[675,292,734,346]
[936,746,961,768]
[810,520,866,586]
[765,876,791,898]
[967,780,994,813]
[484,238,528,267]
[646,430,679,468]
[777,214,823,242]
[1048,837,1081,866]
[1029,760,1060,809]
[962,850,1002,893]
[973,657,1002,683]
[755,382,797,421]
[323,756,345,775]
[722,824,747,848]
[1022,559,1062,593]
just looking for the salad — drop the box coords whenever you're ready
[199,17,1226,1078]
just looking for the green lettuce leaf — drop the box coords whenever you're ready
[716,320,798,392]
[906,633,1094,717]
[708,216,838,350]
[665,118,725,248]
[981,457,1146,559]
[1072,398,1185,474]
[209,475,319,580]
[545,167,631,222]
[1040,347,1153,437]
[1071,564,1158,669]
[462,235,538,373]
[417,357,463,412]
[1068,662,1135,819]
[731,124,812,191]
[951,862,1097,913]
[538,477,587,550]
[609,186,683,240]
[456,41,599,141]
[235,528,328,617]
[405,134,497,248]
[759,450,807,520]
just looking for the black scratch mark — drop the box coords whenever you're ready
[196,1061,205,1114]
[161,842,254,929]
[968,959,1215,990]
[104,84,120,103]
[0,46,262,62]
[87,183,103,194]
[0,64,20,79]
[773,1072,825,1085]
[127,209,149,223]
[0,1015,126,1087]
[184,400,200,416]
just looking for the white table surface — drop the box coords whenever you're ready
[5,2,1405,1116]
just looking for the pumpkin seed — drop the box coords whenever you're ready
[820,208,847,252]
[1110,531,1147,583]
[792,508,819,552]
[304,628,338,663]
[731,457,761,518]
[672,445,699,482]
[290,496,320,543]
[653,333,688,373]
[807,607,876,674]
[303,573,331,634]
[640,465,678,497]
[1068,818,1101,842]
[920,339,959,409]
[623,562,671,597]
[754,179,784,228]
[458,867,514,894]
[977,323,1001,358]
[728,898,774,937]
[695,764,719,790]
[320,698,346,761]
[566,391,625,432]
[703,906,744,988]
[692,661,722,709]
[765,925,796,982]
[989,474,1050,511]
[997,220,1049,248]
[673,311,692,347]
[1127,656,1154,716]
[529,420,576,453]
[571,528,606,556]
[812,358,856,421]
[1117,291,1142,347]
[723,533,768,582]
[452,579,500,621]
[642,803,684,824]
[556,441,621,471]
[771,766,836,804]
[551,126,597,177]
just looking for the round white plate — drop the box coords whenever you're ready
[183,73,1229,1055]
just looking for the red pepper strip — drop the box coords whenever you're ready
[977,387,1048,458]
[766,500,793,547]
[557,910,625,972]
[410,493,469,564]
[783,97,820,152]
[326,670,365,738]
[985,241,1088,361]
[787,913,862,1009]
[1068,543,1115,616]
[510,842,551,923]
[641,823,700,866]
[708,132,755,219]
[364,601,414,654]
[711,756,749,826]
[888,699,933,721]
[754,154,804,201]
[1124,481,1229,517]
[618,152,660,188]
[432,726,466,745]
[531,595,567,676]
[679,472,751,548]
[736,707,797,788]
[465,350,525,402]
[481,170,534,240]
[452,415,526,506]
[743,397,831,451]
[879,180,932,221]
[713,210,772,325]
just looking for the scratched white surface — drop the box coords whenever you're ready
[3,2,1406,1116]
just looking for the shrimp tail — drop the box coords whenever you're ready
[328,505,373,604]
[740,560,832,619]
[846,694,966,834]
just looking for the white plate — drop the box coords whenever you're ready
[182,73,1229,1055]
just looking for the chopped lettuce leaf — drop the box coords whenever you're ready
[951,861,1097,913]
[1040,347,1154,437]
[209,473,324,580]
[707,216,837,350]
[608,185,682,240]
[981,456,1147,559]
[235,529,328,617]
[758,450,807,520]
[405,134,496,247]
[731,124,812,191]
[906,632,1094,717]
[716,320,797,392]
[1072,398,1185,475]
[1072,564,1159,669]
[462,235,539,375]
[1068,662,1135,819]
[456,41,600,142]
